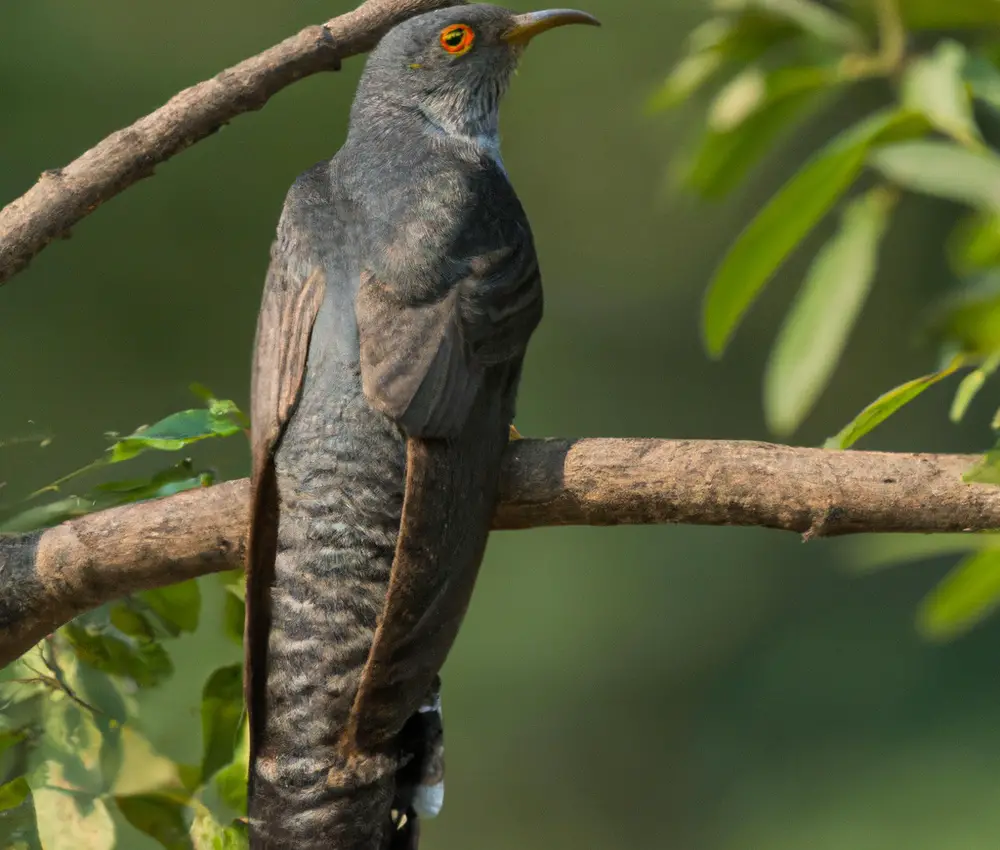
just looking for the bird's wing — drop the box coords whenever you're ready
[245,232,326,771]
[347,242,542,749]
[356,243,542,439]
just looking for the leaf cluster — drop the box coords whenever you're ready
[653,0,1000,638]
[1,389,249,849]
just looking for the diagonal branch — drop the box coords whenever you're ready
[1,436,996,668]
[0,0,464,285]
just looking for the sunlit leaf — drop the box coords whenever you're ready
[765,186,895,435]
[107,406,244,464]
[703,109,927,356]
[682,65,836,197]
[0,782,42,849]
[871,141,1000,212]
[140,581,202,637]
[0,776,30,811]
[902,40,979,144]
[824,358,965,449]
[217,571,246,604]
[648,13,798,111]
[32,762,116,850]
[950,353,1000,421]
[189,801,248,850]
[650,52,728,111]
[918,549,1000,640]
[926,270,1000,355]
[964,440,1000,483]
[116,793,194,850]
[200,666,243,782]
[947,209,1000,273]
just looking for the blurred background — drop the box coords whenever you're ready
[4,0,1000,847]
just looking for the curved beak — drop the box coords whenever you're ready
[503,9,601,45]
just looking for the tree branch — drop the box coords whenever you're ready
[0,0,464,284]
[1,437,996,667]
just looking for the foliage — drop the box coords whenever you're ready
[652,0,1000,638]
[0,389,249,849]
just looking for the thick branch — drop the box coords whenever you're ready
[0,0,463,284]
[1,437,996,667]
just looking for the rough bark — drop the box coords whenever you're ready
[1,437,995,667]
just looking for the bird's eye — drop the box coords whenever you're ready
[439,24,475,56]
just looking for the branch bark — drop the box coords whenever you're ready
[0,0,464,284]
[1,437,995,667]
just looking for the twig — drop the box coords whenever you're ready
[0,0,464,284]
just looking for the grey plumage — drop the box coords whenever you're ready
[245,6,598,849]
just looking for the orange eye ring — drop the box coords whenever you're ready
[440,24,475,56]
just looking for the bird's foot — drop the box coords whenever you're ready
[508,424,523,442]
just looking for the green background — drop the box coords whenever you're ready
[3,0,1000,847]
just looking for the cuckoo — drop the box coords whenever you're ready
[245,5,598,848]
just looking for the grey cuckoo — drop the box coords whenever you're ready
[245,5,599,848]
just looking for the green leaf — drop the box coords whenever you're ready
[727,0,867,49]
[964,51,1000,113]
[140,581,202,637]
[0,776,30,811]
[926,270,1000,355]
[918,549,1000,640]
[222,592,244,648]
[703,108,927,356]
[3,461,214,533]
[648,14,798,111]
[838,533,995,573]
[947,210,1000,274]
[107,406,244,464]
[62,623,173,689]
[0,497,94,533]
[32,774,116,850]
[871,141,1000,212]
[682,66,835,197]
[189,801,248,850]
[217,571,246,604]
[895,0,1000,29]
[964,442,1000,484]
[213,760,247,817]
[212,720,247,816]
[0,728,27,761]
[115,794,194,850]
[902,41,979,144]
[950,353,1000,421]
[824,358,965,449]
[109,604,157,641]
[200,666,243,782]
[650,51,727,112]
[764,186,895,435]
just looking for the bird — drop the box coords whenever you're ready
[244,5,599,849]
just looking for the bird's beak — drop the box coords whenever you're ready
[503,9,601,45]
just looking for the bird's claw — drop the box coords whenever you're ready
[508,424,523,441]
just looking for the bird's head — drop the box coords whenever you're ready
[353,4,599,143]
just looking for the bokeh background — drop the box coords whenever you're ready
[4,0,1000,847]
